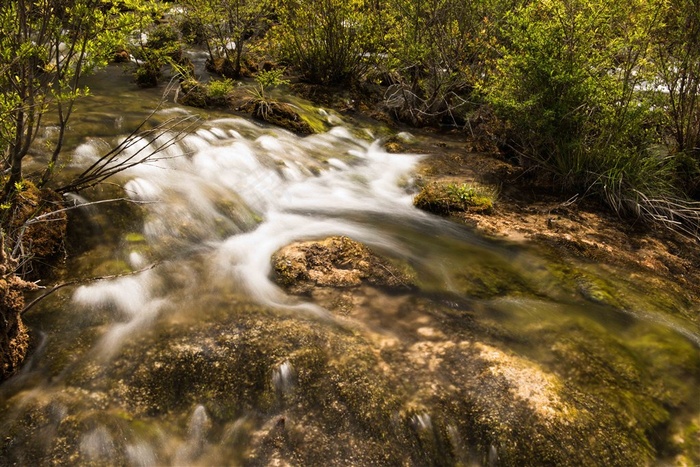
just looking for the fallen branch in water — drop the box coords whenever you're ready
[56,78,201,194]
[21,262,161,316]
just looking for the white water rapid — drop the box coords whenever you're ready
[72,117,424,353]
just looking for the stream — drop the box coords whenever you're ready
[1,67,699,466]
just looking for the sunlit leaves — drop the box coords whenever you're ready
[0,0,156,197]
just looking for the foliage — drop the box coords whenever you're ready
[381,0,511,126]
[481,0,689,223]
[131,22,184,88]
[255,68,289,90]
[248,68,290,101]
[273,0,384,84]
[207,78,236,99]
[178,0,272,78]
[651,0,700,195]
[0,0,160,204]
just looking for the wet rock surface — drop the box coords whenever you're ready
[5,233,698,466]
[3,286,687,466]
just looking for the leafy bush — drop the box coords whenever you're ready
[651,0,700,196]
[381,0,500,126]
[274,0,383,84]
[482,0,687,223]
[179,0,271,79]
[255,69,289,90]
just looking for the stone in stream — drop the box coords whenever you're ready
[0,290,682,466]
[271,236,415,294]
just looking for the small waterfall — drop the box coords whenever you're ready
[272,360,296,397]
[72,269,164,358]
[71,117,422,351]
[80,426,116,461]
[125,443,158,467]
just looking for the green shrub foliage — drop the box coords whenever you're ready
[274,0,383,84]
[481,0,692,224]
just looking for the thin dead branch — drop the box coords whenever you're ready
[21,262,161,316]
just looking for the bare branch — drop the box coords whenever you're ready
[21,262,161,316]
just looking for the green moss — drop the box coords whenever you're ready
[414,182,495,215]
[675,414,700,465]
[123,232,146,243]
[453,261,532,299]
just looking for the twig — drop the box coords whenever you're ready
[23,198,156,226]
[10,198,156,260]
[21,262,161,316]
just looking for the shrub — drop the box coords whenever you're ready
[274,0,383,84]
[482,0,692,226]
[381,0,500,126]
[207,78,236,99]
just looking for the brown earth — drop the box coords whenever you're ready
[0,242,36,382]
[0,184,66,382]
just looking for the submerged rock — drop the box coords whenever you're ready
[3,241,698,465]
[2,284,695,466]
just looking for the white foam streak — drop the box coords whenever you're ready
[73,270,164,358]
[216,213,395,315]
[73,273,153,318]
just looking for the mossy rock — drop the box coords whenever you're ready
[271,236,415,294]
[248,100,315,135]
[3,182,67,279]
[2,288,678,465]
[205,57,238,79]
[177,80,207,108]
[414,181,494,215]
[0,250,35,381]
[135,65,160,88]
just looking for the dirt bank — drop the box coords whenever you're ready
[403,130,700,325]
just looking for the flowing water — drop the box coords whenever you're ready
[1,69,700,466]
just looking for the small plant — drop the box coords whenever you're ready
[247,69,290,119]
[256,69,289,90]
[447,183,479,203]
[414,181,496,215]
[249,68,289,101]
[207,78,235,99]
